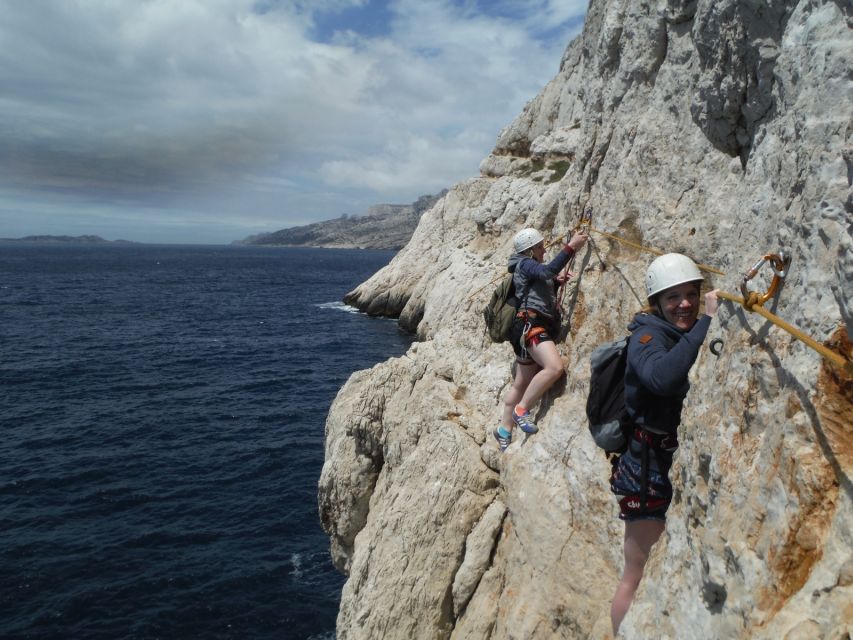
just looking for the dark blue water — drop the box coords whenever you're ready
[0,244,412,640]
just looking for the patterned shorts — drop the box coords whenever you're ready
[610,449,673,521]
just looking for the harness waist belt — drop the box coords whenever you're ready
[632,427,678,450]
[517,309,555,320]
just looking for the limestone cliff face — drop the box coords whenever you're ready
[319,1,853,638]
[237,192,446,250]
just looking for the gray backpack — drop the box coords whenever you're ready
[586,337,631,454]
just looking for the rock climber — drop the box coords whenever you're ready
[609,253,719,633]
[494,226,589,451]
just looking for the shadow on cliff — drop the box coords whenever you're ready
[688,1,796,167]
[722,290,852,503]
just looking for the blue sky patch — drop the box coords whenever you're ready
[311,1,394,42]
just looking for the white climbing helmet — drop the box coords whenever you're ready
[645,253,704,299]
[513,228,544,254]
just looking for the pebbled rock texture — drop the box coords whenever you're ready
[319,0,852,638]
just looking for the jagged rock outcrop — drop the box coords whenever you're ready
[320,1,852,638]
[236,192,446,250]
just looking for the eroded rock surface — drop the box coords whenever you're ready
[320,1,852,638]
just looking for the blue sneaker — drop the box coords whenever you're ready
[512,410,538,434]
[493,427,512,452]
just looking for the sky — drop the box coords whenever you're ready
[0,0,588,244]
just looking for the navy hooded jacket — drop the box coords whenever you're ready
[624,312,712,434]
[507,246,575,318]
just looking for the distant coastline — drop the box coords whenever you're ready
[3,191,448,248]
[0,235,138,245]
[234,191,447,251]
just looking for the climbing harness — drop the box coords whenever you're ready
[521,323,548,344]
[513,311,552,363]
[519,317,533,358]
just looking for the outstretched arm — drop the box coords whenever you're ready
[630,315,713,395]
[518,231,589,280]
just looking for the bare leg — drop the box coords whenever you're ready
[502,361,539,430]
[611,519,665,634]
[518,339,564,410]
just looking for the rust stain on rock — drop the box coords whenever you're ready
[755,325,851,618]
[757,452,838,616]
[814,326,853,473]
[568,289,588,338]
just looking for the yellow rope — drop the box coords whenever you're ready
[716,290,853,375]
[587,226,726,276]
[589,222,850,372]
[571,225,850,373]
[467,271,508,301]
[467,225,852,374]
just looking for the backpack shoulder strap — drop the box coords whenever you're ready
[513,260,533,312]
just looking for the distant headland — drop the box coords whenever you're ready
[0,235,138,244]
[233,191,447,250]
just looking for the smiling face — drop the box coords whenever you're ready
[657,281,701,330]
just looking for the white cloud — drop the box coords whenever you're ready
[321,129,489,194]
[307,0,583,194]
[0,0,587,243]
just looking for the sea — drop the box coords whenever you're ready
[0,244,414,640]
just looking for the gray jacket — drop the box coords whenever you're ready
[507,247,574,318]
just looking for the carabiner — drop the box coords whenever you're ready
[520,320,532,347]
[580,205,593,233]
[739,252,791,308]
